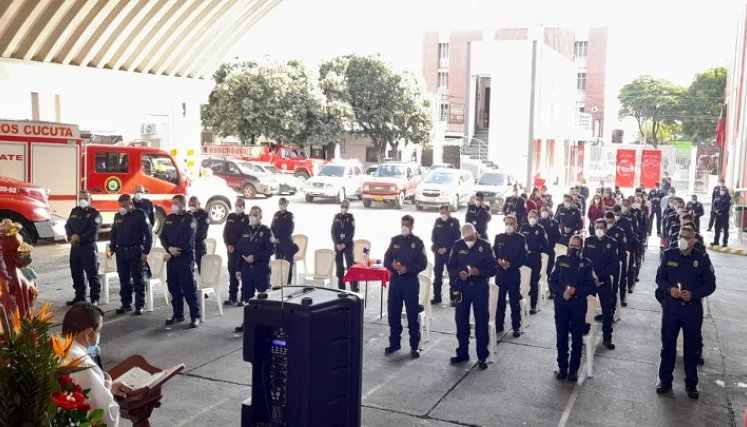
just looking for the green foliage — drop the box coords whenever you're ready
[680,67,726,142]
[618,75,685,148]
[639,120,682,144]
[319,54,433,159]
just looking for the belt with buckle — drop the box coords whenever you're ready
[120,245,141,251]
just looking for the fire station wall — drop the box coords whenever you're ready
[0,58,209,169]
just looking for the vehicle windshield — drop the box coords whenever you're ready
[236,161,262,174]
[264,164,282,174]
[478,173,506,186]
[318,165,346,177]
[425,171,457,184]
[374,165,406,177]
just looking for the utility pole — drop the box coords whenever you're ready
[526,40,538,189]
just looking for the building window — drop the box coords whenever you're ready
[439,103,449,121]
[438,43,449,69]
[577,72,587,90]
[438,72,448,90]
[574,41,588,59]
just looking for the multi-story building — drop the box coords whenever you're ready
[422,28,608,187]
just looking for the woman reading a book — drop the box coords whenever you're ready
[63,302,134,427]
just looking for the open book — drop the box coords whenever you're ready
[116,366,168,390]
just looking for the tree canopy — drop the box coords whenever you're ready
[618,75,684,148]
[680,67,726,142]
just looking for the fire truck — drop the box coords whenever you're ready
[0,119,232,235]
[202,143,327,181]
[0,176,65,243]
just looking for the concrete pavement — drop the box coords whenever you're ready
[28,196,746,426]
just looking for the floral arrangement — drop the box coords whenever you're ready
[0,219,105,426]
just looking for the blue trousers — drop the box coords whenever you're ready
[70,243,101,301]
[336,247,358,291]
[619,253,629,302]
[167,255,200,320]
[554,297,587,373]
[387,277,420,350]
[194,239,206,274]
[496,269,521,332]
[526,253,541,310]
[545,251,555,293]
[116,249,145,308]
[432,252,449,301]
[240,264,269,302]
[227,251,239,301]
[455,281,489,361]
[658,300,703,388]
[714,214,729,245]
[596,277,614,341]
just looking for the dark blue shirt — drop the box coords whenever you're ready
[549,254,595,299]
[465,203,492,237]
[686,201,704,219]
[713,194,732,215]
[271,210,295,244]
[160,212,196,254]
[539,217,560,251]
[606,224,627,260]
[65,206,102,245]
[492,232,527,273]
[110,208,152,254]
[649,189,666,207]
[519,222,547,256]
[431,217,461,253]
[583,235,618,283]
[191,208,210,241]
[331,213,355,247]
[614,215,638,251]
[133,198,155,226]
[236,224,273,270]
[555,205,582,232]
[503,195,526,219]
[655,248,716,304]
[223,212,248,247]
[384,234,428,280]
[447,238,497,284]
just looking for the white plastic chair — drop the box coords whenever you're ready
[270,259,292,288]
[145,247,169,312]
[198,254,223,321]
[488,283,500,363]
[205,238,217,255]
[97,242,118,304]
[554,243,568,257]
[423,261,434,279]
[353,239,372,265]
[583,295,602,378]
[417,273,432,351]
[292,234,309,285]
[306,249,335,287]
[519,266,531,332]
[538,253,549,310]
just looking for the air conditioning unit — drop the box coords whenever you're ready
[591,106,599,113]
[141,123,157,136]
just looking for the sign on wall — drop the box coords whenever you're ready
[615,149,636,188]
[640,150,662,188]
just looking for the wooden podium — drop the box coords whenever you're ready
[108,355,184,427]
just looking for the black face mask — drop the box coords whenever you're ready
[569,248,580,258]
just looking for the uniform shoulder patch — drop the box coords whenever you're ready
[411,242,416,249]
[205,218,210,224]
[606,243,611,249]
[667,261,678,267]
[190,221,196,229]
[559,262,570,268]
[478,245,484,252]
[693,260,699,268]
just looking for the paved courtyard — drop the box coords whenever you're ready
[32,193,747,426]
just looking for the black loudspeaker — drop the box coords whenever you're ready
[241,286,363,427]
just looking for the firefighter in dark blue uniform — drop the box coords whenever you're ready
[384,215,428,358]
[332,199,358,292]
[447,223,497,369]
[270,198,298,285]
[604,211,627,314]
[655,226,716,399]
[161,195,201,329]
[621,199,641,287]
[539,206,560,292]
[549,235,595,381]
[108,194,152,315]
[133,185,155,226]
[223,198,248,305]
[465,192,492,238]
[188,196,210,274]
[612,205,637,305]
[707,179,725,231]
[493,215,527,337]
[554,194,583,234]
[235,206,273,304]
[686,195,704,233]
[649,183,666,236]
[431,206,461,304]
[712,186,731,247]
[584,219,619,349]
[65,190,103,305]
[503,186,527,223]
[519,210,547,313]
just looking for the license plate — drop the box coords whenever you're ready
[374,195,383,202]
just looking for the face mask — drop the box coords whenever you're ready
[505,225,515,234]
[540,211,549,219]
[465,240,475,249]
[720,191,725,196]
[249,216,258,226]
[341,208,348,215]
[401,226,411,237]
[172,204,181,214]
[691,199,697,203]
[187,206,196,213]
[133,192,144,201]
[677,238,689,252]
[235,207,245,214]
[528,218,537,226]
[86,330,101,356]
[595,228,606,239]
[569,248,580,258]
[513,192,518,197]
[633,203,640,209]
[621,207,628,213]
[118,207,127,215]
[676,208,683,214]
[606,221,614,229]
[440,214,449,222]
[279,205,287,212]
[78,199,89,209]
[563,202,571,209]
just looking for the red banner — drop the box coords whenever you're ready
[640,149,662,188]
[615,149,636,188]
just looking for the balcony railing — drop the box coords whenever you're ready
[439,57,449,69]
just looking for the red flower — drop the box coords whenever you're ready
[51,392,77,410]
[72,384,83,393]
[71,391,86,405]
[58,375,73,386]
[77,403,91,412]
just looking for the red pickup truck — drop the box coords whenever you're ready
[202,143,327,181]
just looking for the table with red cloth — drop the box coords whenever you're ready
[343,264,391,318]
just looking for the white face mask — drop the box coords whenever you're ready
[249,216,258,226]
[563,202,571,209]
[720,191,726,196]
[621,207,628,213]
[465,240,475,249]
[633,203,640,209]
[595,228,606,239]
[279,205,287,212]
[676,208,683,214]
[528,218,537,226]
[172,204,181,214]
[78,199,89,209]
[401,226,411,237]
[118,207,127,215]
[235,206,245,214]
[440,214,449,222]
[187,206,196,213]
[677,238,689,252]
[540,211,549,219]
[606,221,614,229]
[133,192,144,201]
[505,225,515,234]
[340,208,348,215]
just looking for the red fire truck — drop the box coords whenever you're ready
[202,143,327,181]
[0,119,191,234]
[0,176,65,243]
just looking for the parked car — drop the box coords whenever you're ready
[362,162,424,209]
[249,162,302,195]
[187,175,238,225]
[430,163,456,170]
[365,165,378,176]
[415,169,474,212]
[472,169,521,213]
[303,161,366,203]
[201,157,279,198]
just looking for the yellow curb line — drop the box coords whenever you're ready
[707,245,747,256]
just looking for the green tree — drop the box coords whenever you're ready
[319,54,433,159]
[680,67,726,142]
[618,75,685,148]
[202,60,347,145]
